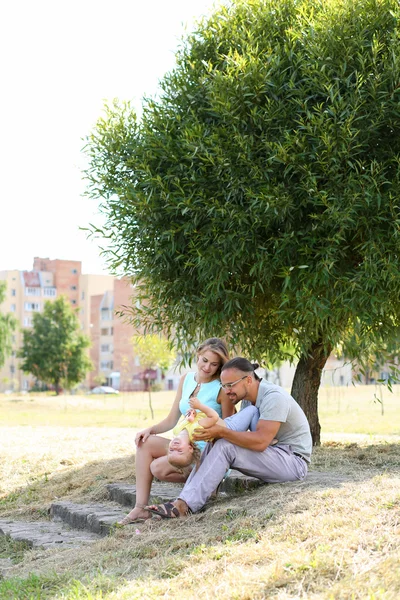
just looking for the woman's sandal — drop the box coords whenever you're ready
[117,505,152,526]
[117,515,150,526]
[146,502,190,519]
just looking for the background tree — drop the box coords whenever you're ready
[85,0,400,444]
[18,296,92,395]
[131,334,176,418]
[0,282,17,370]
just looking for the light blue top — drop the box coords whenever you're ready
[178,372,222,451]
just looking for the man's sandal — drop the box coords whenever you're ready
[146,502,190,519]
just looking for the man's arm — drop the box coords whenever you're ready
[192,419,281,451]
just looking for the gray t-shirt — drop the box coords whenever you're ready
[241,379,312,462]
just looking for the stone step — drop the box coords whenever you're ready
[107,470,263,507]
[49,501,126,536]
[0,471,265,550]
[107,481,184,507]
[0,519,101,549]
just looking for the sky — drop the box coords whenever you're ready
[0,0,222,276]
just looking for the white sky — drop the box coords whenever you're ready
[0,0,222,275]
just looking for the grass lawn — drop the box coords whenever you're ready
[0,386,399,599]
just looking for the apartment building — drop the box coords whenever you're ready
[0,257,144,392]
[0,264,58,391]
[89,278,146,390]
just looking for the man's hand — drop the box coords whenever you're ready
[192,423,224,441]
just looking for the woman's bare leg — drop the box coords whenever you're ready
[120,435,171,523]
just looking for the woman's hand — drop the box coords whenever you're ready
[135,428,153,447]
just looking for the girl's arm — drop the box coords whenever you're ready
[218,388,235,418]
[189,396,220,428]
[135,375,186,446]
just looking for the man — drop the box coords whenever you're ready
[146,357,312,519]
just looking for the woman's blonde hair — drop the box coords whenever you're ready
[197,337,229,375]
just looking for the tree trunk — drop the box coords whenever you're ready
[148,383,154,420]
[290,340,331,446]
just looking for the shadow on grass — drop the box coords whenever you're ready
[1,441,400,519]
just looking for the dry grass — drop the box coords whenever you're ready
[0,388,399,599]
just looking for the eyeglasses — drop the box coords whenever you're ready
[220,375,247,390]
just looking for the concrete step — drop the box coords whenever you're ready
[0,519,101,549]
[107,481,184,507]
[107,470,263,507]
[49,501,126,536]
[0,471,265,550]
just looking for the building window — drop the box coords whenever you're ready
[81,291,85,300]
[11,289,16,296]
[71,299,76,305]
[72,269,78,274]
[12,335,16,343]
[100,360,113,370]
[110,327,114,335]
[10,304,16,312]
[101,309,112,320]
[101,344,110,353]
[24,302,40,311]
[134,356,140,366]
[10,365,15,374]
[101,328,109,335]
[26,287,40,296]
[23,317,34,327]
[71,285,77,290]
[23,380,29,390]
[43,288,56,297]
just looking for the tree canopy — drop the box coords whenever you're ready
[0,281,17,369]
[18,296,92,394]
[85,0,400,442]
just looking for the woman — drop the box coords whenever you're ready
[118,337,233,525]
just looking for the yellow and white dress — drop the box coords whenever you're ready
[172,411,207,441]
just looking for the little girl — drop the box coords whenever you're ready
[167,396,261,472]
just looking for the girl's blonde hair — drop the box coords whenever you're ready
[197,337,229,375]
[168,442,202,473]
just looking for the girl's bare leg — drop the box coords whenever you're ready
[151,455,191,483]
[121,435,170,522]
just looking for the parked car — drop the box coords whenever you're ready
[89,386,119,395]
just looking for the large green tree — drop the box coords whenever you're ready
[85,0,400,444]
[18,296,92,394]
[0,282,17,369]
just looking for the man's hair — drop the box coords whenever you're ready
[221,357,262,380]
[197,337,229,374]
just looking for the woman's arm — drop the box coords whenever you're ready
[135,375,186,446]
